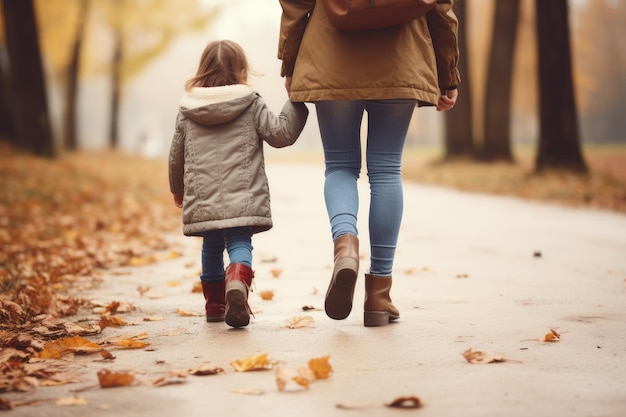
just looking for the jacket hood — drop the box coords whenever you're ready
[179,84,256,125]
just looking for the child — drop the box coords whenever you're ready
[168,40,308,328]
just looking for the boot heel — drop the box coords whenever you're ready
[364,311,390,327]
[325,257,358,320]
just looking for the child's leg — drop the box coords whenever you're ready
[223,227,254,328]
[200,230,226,322]
[224,226,253,267]
[201,230,226,282]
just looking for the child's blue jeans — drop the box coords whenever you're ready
[200,226,253,282]
[315,99,416,276]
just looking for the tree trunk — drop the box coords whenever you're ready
[534,0,587,173]
[482,0,520,162]
[443,0,475,160]
[2,0,54,157]
[0,47,15,140]
[109,30,122,149]
[63,0,90,151]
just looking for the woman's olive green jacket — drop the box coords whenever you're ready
[278,0,460,105]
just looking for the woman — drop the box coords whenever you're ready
[278,0,460,326]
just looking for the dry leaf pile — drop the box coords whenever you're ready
[0,144,180,401]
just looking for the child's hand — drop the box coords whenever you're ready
[173,194,183,208]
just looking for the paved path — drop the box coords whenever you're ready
[8,162,626,417]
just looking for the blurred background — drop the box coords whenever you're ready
[0,0,625,168]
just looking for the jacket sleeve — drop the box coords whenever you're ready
[278,0,316,77]
[168,111,186,195]
[254,95,309,148]
[426,0,461,90]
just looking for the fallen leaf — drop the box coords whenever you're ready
[55,397,88,406]
[285,315,315,329]
[270,268,282,278]
[259,290,274,300]
[100,315,130,329]
[137,286,151,296]
[308,356,332,379]
[275,366,310,391]
[97,369,134,388]
[456,273,469,279]
[36,336,101,359]
[301,305,320,311]
[189,363,223,376]
[176,309,202,317]
[230,388,265,395]
[152,371,187,387]
[386,396,423,409]
[541,329,561,342]
[99,350,115,360]
[462,348,509,364]
[231,353,270,372]
[166,281,180,287]
[191,281,202,293]
[143,316,165,322]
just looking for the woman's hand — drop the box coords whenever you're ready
[173,194,183,208]
[436,88,458,112]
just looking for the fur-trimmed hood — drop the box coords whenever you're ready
[179,84,257,126]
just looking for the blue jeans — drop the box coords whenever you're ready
[200,227,253,282]
[315,99,416,276]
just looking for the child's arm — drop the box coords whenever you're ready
[254,96,309,148]
[168,112,186,206]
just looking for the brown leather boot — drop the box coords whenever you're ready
[201,280,225,322]
[325,233,359,320]
[225,263,254,328]
[364,273,399,327]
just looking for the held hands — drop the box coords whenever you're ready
[436,88,458,112]
[173,194,183,208]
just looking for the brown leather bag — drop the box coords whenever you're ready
[322,0,438,31]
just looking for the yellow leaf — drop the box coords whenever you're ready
[231,353,270,372]
[270,268,282,278]
[285,315,315,329]
[113,339,150,349]
[176,309,202,317]
[55,397,88,406]
[308,355,332,379]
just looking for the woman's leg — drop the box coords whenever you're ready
[315,100,365,240]
[316,100,365,319]
[364,99,416,276]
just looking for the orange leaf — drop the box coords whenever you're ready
[259,290,274,300]
[36,336,101,359]
[97,369,134,388]
[308,355,332,379]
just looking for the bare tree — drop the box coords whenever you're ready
[534,0,586,173]
[2,0,54,157]
[443,0,475,160]
[482,0,520,162]
[0,46,14,140]
[63,0,90,151]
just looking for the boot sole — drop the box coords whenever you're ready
[225,283,250,328]
[324,258,358,320]
[364,311,399,327]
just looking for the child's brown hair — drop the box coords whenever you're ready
[185,40,249,91]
